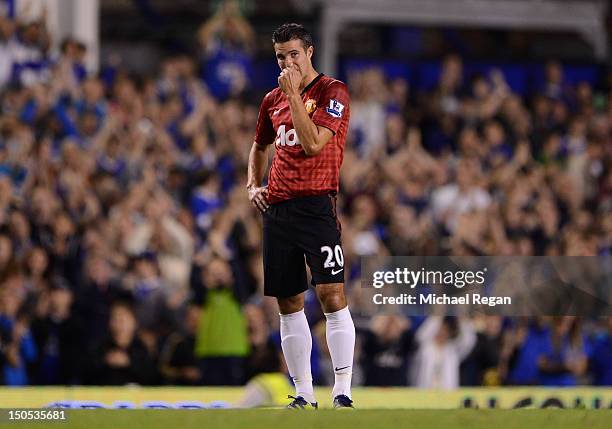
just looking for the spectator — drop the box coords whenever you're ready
[0,274,37,385]
[504,318,549,385]
[412,316,476,389]
[540,60,573,105]
[123,188,194,294]
[159,303,201,385]
[537,317,587,386]
[431,159,491,233]
[461,315,505,386]
[74,256,126,350]
[0,231,17,279]
[0,314,11,384]
[195,257,249,385]
[0,13,15,88]
[124,252,175,335]
[349,68,387,158]
[590,317,612,385]
[30,279,82,384]
[190,170,224,235]
[360,314,414,386]
[87,301,157,385]
[10,18,51,87]
[197,0,254,100]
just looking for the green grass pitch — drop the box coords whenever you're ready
[1,387,610,428]
[4,409,611,429]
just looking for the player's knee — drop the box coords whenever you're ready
[317,286,346,313]
[277,295,304,314]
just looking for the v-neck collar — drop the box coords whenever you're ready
[300,73,324,96]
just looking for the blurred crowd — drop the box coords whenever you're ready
[0,6,611,388]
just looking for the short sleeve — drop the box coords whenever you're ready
[254,93,275,146]
[311,81,350,135]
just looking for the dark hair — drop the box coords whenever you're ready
[272,23,313,50]
[110,299,136,316]
[442,316,459,339]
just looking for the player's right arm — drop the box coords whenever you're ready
[247,142,270,212]
[247,92,275,212]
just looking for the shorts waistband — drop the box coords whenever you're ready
[271,192,337,206]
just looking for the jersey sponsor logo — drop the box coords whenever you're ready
[326,99,344,118]
[275,124,300,147]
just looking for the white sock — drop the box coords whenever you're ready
[325,306,355,399]
[279,309,315,403]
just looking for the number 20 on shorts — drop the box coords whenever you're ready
[321,245,344,268]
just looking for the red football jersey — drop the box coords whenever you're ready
[254,74,350,203]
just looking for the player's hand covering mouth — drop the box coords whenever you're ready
[278,65,302,94]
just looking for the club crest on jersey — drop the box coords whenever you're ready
[326,99,344,118]
[305,99,317,114]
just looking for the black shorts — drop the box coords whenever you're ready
[263,194,344,298]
